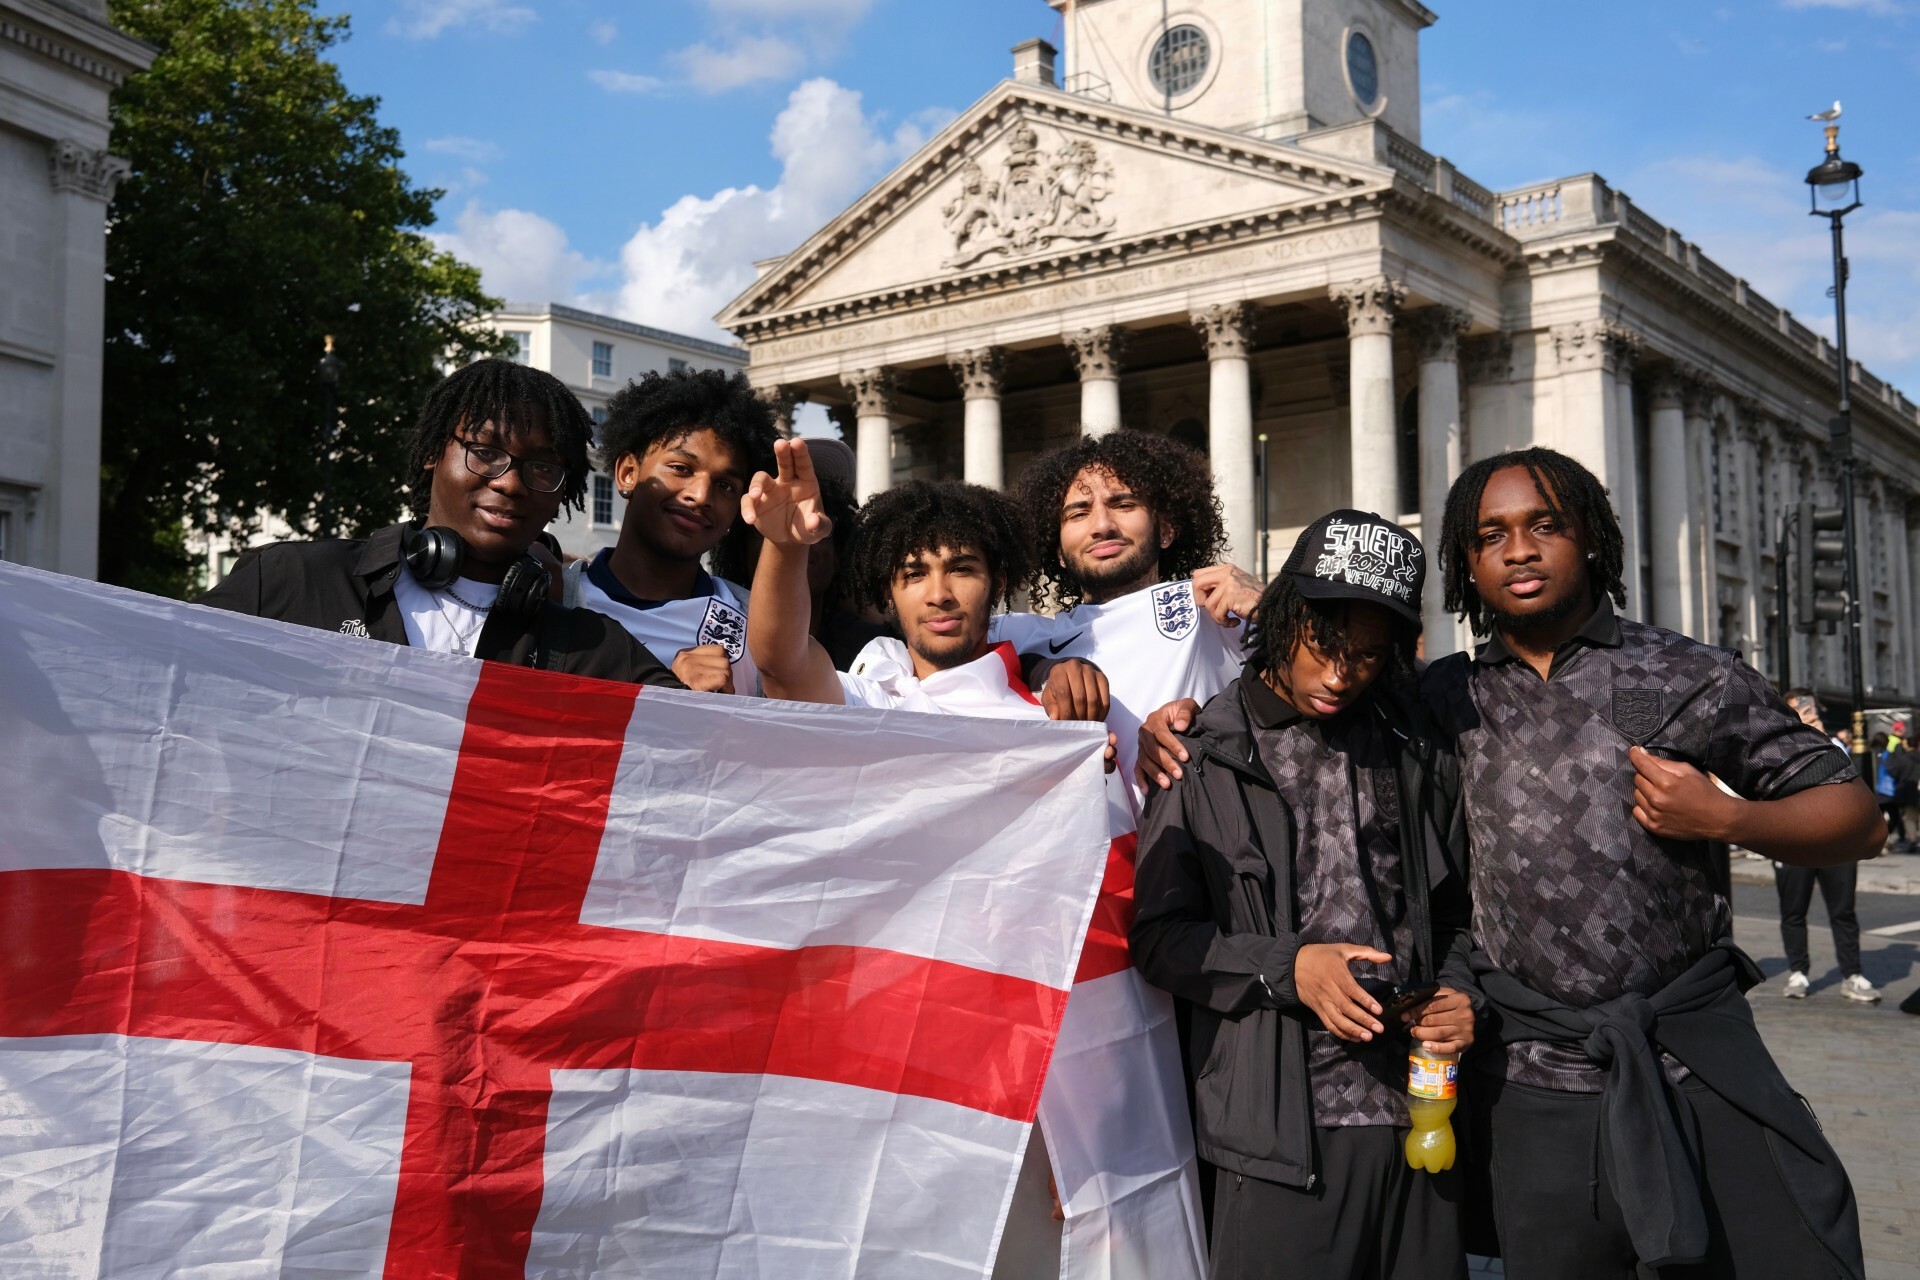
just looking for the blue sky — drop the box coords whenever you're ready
[321,0,1920,393]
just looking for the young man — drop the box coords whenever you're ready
[1001,429,1259,800]
[561,367,778,694]
[1776,689,1880,1002]
[202,359,677,685]
[1427,447,1880,1279]
[743,441,1120,1279]
[1132,511,1476,1280]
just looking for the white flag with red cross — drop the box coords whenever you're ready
[0,563,1113,1279]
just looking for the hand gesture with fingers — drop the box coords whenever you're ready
[1293,943,1391,1042]
[1629,745,1738,842]
[1405,987,1475,1055]
[1136,697,1202,792]
[1192,563,1263,626]
[741,438,832,547]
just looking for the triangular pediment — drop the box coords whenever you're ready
[718,83,1391,329]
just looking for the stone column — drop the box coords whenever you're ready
[1646,367,1696,636]
[1331,277,1407,515]
[758,385,805,439]
[1409,307,1469,656]
[1882,482,1911,698]
[1864,474,1887,696]
[1066,327,1125,436]
[47,140,129,580]
[1732,407,1766,667]
[841,368,896,502]
[1905,495,1920,697]
[1605,326,1644,615]
[1681,376,1719,641]
[1462,333,1515,463]
[1190,303,1258,570]
[1549,321,1621,490]
[949,348,1006,489]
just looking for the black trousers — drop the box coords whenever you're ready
[1472,1074,1859,1279]
[1210,1126,1465,1280]
[1774,861,1861,977]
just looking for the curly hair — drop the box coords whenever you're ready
[709,474,860,594]
[847,480,1034,616]
[1249,574,1418,690]
[597,367,778,481]
[1012,429,1227,609]
[1439,447,1625,636]
[405,359,595,516]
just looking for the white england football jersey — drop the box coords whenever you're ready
[567,551,760,695]
[990,580,1249,802]
[836,638,1044,721]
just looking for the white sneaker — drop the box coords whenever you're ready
[1784,971,1810,999]
[1841,975,1882,1003]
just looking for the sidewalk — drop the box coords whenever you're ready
[1731,846,1920,895]
[1466,913,1918,1279]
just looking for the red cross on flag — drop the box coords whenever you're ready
[0,564,1113,1279]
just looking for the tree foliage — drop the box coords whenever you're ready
[102,0,509,594]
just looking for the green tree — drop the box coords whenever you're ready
[102,0,509,595]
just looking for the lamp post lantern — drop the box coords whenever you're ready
[1805,116,1869,780]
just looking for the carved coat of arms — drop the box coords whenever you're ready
[942,121,1116,269]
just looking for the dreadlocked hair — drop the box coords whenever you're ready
[406,359,595,516]
[1439,446,1626,636]
[709,474,861,596]
[1249,575,1419,691]
[847,480,1035,617]
[597,366,777,481]
[1012,429,1227,610]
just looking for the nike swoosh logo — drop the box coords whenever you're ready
[1047,632,1085,655]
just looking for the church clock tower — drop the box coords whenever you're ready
[1047,0,1435,144]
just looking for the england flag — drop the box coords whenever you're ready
[0,562,1114,1278]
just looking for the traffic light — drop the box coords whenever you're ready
[1795,501,1848,633]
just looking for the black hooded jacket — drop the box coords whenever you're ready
[200,523,682,687]
[1130,665,1474,1189]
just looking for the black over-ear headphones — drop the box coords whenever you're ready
[401,523,551,627]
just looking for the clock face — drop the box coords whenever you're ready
[1347,31,1380,107]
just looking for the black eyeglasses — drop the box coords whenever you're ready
[456,439,567,494]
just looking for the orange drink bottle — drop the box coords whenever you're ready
[1405,1049,1459,1173]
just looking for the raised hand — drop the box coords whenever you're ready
[1192,562,1263,626]
[741,437,832,547]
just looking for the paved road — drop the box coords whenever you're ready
[1471,885,1920,1278]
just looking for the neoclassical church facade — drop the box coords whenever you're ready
[719,0,1920,705]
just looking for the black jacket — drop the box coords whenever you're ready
[1470,941,1863,1277]
[1130,666,1474,1188]
[200,523,682,687]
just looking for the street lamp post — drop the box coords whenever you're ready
[316,334,345,537]
[1805,119,1868,781]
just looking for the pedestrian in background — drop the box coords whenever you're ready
[1779,690,1881,1003]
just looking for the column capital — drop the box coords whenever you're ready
[1601,322,1642,375]
[48,139,128,202]
[756,384,807,437]
[1065,326,1125,381]
[1679,368,1719,419]
[948,347,1005,400]
[1460,332,1514,386]
[1330,276,1406,337]
[1551,319,1635,373]
[1191,301,1256,360]
[1408,306,1471,363]
[840,367,895,417]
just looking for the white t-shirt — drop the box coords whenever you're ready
[569,550,760,695]
[990,579,1249,802]
[391,569,499,657]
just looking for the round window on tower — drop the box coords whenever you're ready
[1149,24,1211,98]
[1346,31,1380,108]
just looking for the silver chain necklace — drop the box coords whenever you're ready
[431,583,492,656]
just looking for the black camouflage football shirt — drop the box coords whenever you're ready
[1426,601,1851,1090]
[1252,688,1414,1127]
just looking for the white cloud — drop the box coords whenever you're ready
[422,135,502,162]
[671,35,809,91]
[588,68,665,94]
[589,18,618,45]
[389,0,534,39]
[705,0,876,16]
[1781,0,1902,13]
[590,78,949,339]
[430,203,606,304]
[1617,153,1920,392]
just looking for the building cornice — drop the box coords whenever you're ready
[489,302,745,364]
[1,0,154,89]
